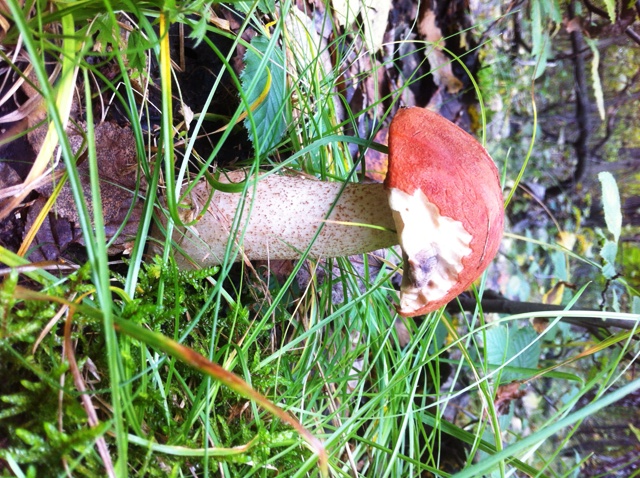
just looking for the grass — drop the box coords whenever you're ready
[1,1,640,477]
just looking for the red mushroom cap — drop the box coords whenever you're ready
[384,107,504,317]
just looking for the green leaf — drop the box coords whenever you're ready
[598,172,622,242]
[15,429,46,448]
[420,413,547,477]
[187,15,209,46]
[234,0,275,14]
[92,14,121,54]
[585,37,605,120]
[530,0,542,55]
[240,35,287,155]
[486,325,540,383]
[600,239,618,279]
[127,30,150,80]
[551,250,567,281]
[633,296,640,315]
[547,0,563,23]
[530,0,550,78]
[603,0,616,23]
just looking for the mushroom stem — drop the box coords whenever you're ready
[169,171,397,266]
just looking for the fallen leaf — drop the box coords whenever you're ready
[209,10,230,32]
[557,231,577,250]
[542,282,565,306]
[0,162,21,192]
[332,0,391,53]
[363,126,388,182]
[181,103,194,130]
[418,9,463,94]
[531,317,549,333]
[24,197,78,262]
[564,16,582,33]
[495,381,527,414]
[25,121,146,259]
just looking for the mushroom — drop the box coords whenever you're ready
[166,107,503,317]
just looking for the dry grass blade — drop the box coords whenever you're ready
[63,306,115,478]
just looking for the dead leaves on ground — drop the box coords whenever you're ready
[1,120,145,262]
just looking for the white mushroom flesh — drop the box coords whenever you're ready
[388,187,472,315]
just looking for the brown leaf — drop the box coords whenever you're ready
[557,231,577,250]
[531,316,549,333]
[28,122,145,257]
[495,381,527,414]
[0,162,21,192]
[542,282,565,306]
[418,9,464,94]
[564,17,582,34]
[364,126,388,182]
[332,0,391,53]
[24,197,78,262]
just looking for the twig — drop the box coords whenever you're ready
[545,0,591,199]
[446,293,637,331]
[582,0,608,18]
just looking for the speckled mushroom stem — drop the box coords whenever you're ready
[168,171,397,267]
